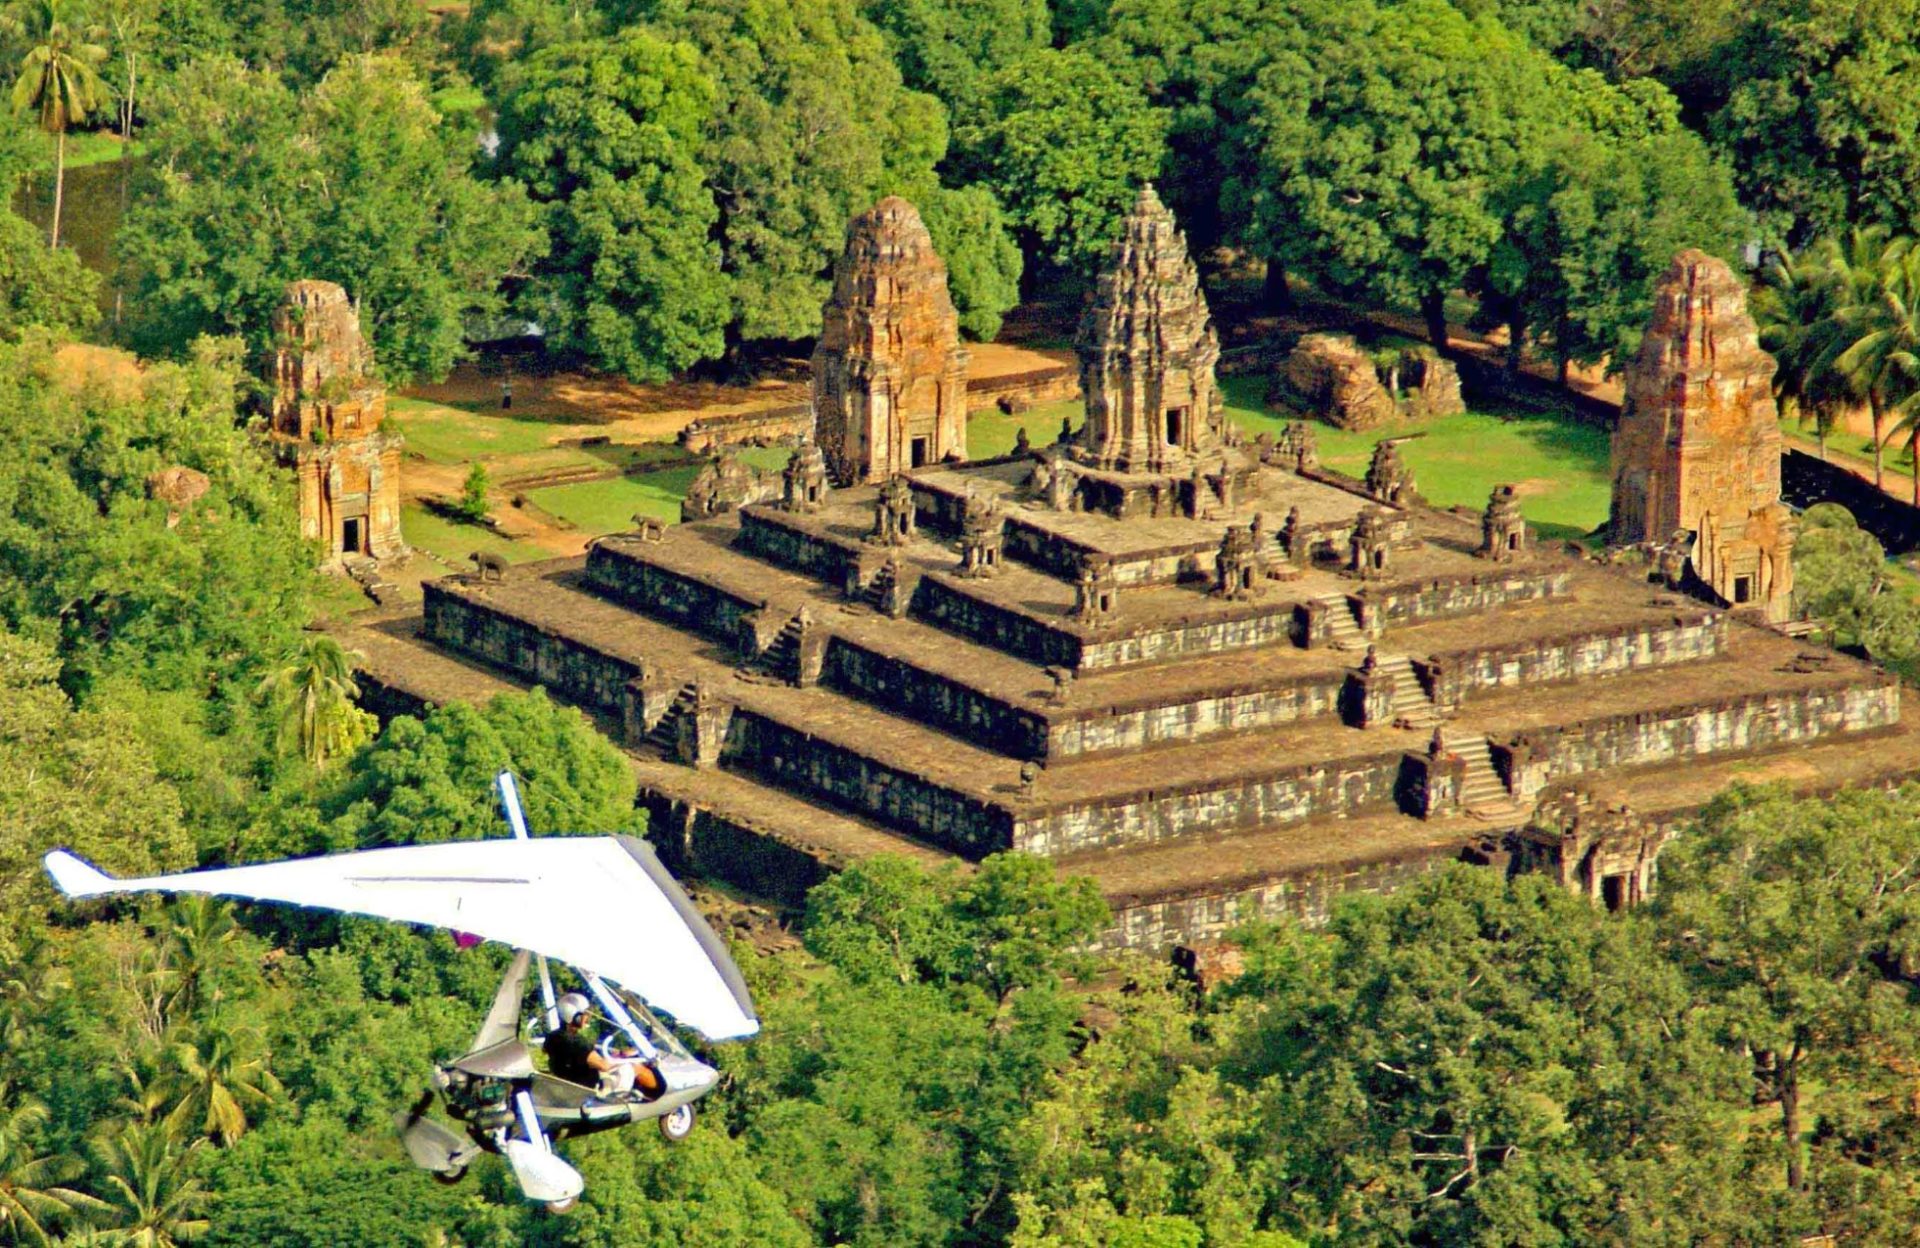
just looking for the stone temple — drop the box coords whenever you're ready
[341,209,1920,953]
[812,197,970,485]
[267,280,406,567]
[1610,251,1795,622]
[1074,184,1222,475]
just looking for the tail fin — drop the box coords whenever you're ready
[43,850,118,898]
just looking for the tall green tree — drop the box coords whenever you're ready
[92,1122,211,1247]
[254,635,374,770]
[162,1016,281,1146]
[0,106,96,338]
[0,1093,107,1245]
[1481,70,1747,379]
[1788,503,1920,661]
[860,0,1049,119]
[0,630,195,959]
[1817,227,1919,493]
[1247,0,1546,347]
[247,689,642,859]
[1659,784,1920,1197]
[1706,0,1920,245]
[494,29,729,381]
[1837,245,1920,504]
[117,55,540,383]
[1754,244,1857,460]
[7,0,104,250]
[954,47,1166,275]
[661,0,954,347]
[0,334,312,701]
[1221,868,1754,1245]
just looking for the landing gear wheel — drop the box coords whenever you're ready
[545,1198,577,1215]
[658,1104,695,1143]
[431,1163,468,1186]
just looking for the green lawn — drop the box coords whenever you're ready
[36,130,140,170]
[968,400,1084,459]
[402,504,546,567]
[388,397,568,463]
[430,84,487,119]
[1220,376,1613,542]
[528,468,705,530]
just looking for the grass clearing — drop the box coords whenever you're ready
[388,397,567,463]
[402,503,545,567]
[307,571,374,626]
[528,468,704,530]
[968,400,1083,459]
[35,130,140,171]
[1220,376,1612,542]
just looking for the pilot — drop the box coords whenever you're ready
[544,992,664,1099]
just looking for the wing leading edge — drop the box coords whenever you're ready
[43,837,759,1041]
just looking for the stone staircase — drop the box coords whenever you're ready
[742,610,808,683]
[1316,594,1366,650]
[1379,654,1441,729]
[648,681,702,751]
[1453,734,1518,816]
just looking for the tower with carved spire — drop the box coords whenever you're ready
[1073,185,1222,475]
[811,198,971,485]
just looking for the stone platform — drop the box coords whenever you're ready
[338,458,1920,951]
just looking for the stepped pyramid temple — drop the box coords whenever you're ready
[1609,251,1795,622]
[341,199,1920,952]
[268,280,406,567]
[813,197,970,485]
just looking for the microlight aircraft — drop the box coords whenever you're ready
[42,771,758,1212]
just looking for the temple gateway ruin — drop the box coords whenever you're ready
[267,280,406,568]
[341,202,1920,953]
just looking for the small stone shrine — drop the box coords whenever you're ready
[1610,249,1796,621]
[1480,485,1527,562]
[266,280,405,567]
[783,438,829,513]
[812,197,969,484]
[1511,784,1666,910]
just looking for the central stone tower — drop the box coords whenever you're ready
[1609,250,1794,621]
[812,197,970,485]
[1074,184,1222,475]
[266,280,406,567]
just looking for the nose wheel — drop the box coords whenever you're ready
[659,1104,695,1142]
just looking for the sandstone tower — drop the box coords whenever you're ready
[812,198,970,485]
[267,280,406,566]
[1610,250,1793,621]
[1074,184,1222,475]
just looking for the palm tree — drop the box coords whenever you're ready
[253,634,373,768]
[1812,226,1911,490]
[157,895,237,1021]
[1754,246,1851,462]
[0,1093,108,1245]
[8,0,107,250]
[161,1015,280,1147]
[91,1123,208,1248]
[1852,248,1920,505]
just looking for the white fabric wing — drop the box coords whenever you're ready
[44,837,758,1040]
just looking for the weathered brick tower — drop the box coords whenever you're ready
[1074,184,1222,475]
[1610,250,1794,622]
[267,280,406,567]
[812,198,970,485]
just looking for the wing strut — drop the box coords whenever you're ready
[496,771,560,1033]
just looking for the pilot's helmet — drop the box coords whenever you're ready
[556,992,591,1026]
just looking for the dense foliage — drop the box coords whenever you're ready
[13,0,1920,1243]
[12,0,1872,376]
